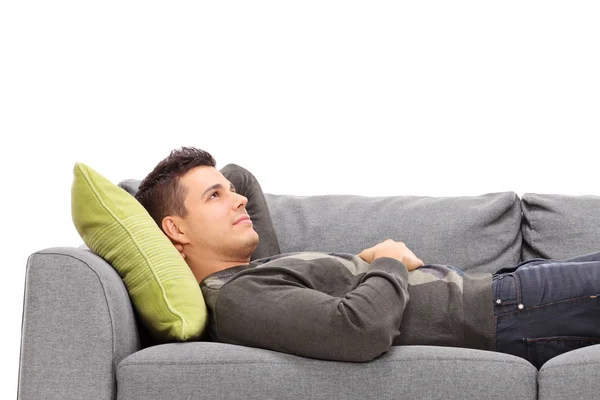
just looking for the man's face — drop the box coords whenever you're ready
[177,166,259,260]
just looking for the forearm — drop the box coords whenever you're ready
[213,257,410,362]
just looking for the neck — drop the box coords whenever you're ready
[185,250,250,284]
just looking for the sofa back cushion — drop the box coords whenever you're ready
[521,193,600,260]
[265,192,522,274]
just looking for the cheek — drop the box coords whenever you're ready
[191,207,229,232]
[185,211,210,234]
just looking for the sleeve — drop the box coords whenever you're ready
[210,257,410,362]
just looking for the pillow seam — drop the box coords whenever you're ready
[78,165,188,339]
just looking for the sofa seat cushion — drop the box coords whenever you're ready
[538,343,600,400]
[117,343,537,400]
[265,192,522,274]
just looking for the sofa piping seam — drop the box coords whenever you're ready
[540,359,600,371]
[117,357,534,370]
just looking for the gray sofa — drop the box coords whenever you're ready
[18,190,600,400]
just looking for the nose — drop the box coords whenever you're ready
[233,192,248,209]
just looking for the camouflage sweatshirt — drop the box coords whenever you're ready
[200,252,494,362]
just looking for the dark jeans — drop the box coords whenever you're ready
[493,252,600,369]
[222,163,600,368]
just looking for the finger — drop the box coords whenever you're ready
[358,250,368,262]
[358,249,373,263]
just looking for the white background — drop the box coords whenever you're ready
[2,1,599,397]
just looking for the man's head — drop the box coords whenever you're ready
[136,147,259,282]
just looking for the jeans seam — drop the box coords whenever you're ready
[495,293,598,316]
[523,338,536,367]
[493,315,498,351]
[513,272,523,305]
[493,277,499,302]
[528,293,598,311]
[525,336,600,343]
[493,274,520,310]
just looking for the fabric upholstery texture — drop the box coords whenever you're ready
[70,163,206,342]
[19,248,140,400]
[20,185,600,400]
[118,178,141,196]
[537,343,600,400]
[117,343,537,400]
[521,193,600,260]
[265,192,522,274]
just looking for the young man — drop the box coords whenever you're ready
[135,146,600,368]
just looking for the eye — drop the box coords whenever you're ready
[209,188,236,200]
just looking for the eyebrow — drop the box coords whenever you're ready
[201,182,236,199]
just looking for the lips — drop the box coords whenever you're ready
[234,214,252,225]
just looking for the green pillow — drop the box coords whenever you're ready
[71,162,207,342]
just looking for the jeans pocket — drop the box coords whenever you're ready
[493,273,522,312]
[524,336,600,369]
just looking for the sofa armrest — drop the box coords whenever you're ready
[18,247,141,400]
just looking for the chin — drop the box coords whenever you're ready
[246,228,259,243]
[239,231,259,249]
[247,234,260,250]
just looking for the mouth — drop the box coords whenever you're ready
[234,215,252,225]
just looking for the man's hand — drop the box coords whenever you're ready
[358,239,424,271]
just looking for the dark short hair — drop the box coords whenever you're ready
[135,147,216,229]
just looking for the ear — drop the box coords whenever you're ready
[161,216,191,245]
